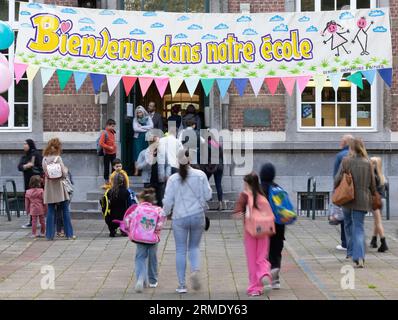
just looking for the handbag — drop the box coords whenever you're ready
[62,176,74,196]
[328,203,344,225]
[45,156,63,179]
[372,192,382,211]
[332,160,354,206]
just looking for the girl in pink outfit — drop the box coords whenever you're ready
[25,175,47,237]
[233,173,273,296]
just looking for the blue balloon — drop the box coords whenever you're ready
[0,21,15,50]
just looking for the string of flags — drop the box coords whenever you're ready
[13,61,392,99]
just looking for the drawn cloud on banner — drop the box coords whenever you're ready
[20,23,32,28]
[237,16,252,22]
[177,15,190,21]
[27,3,42,9]
[151,22,164,28]
[99,10,115,15]
[214,23,229,30]
[298,16,310,22]
[373,26,387,32]
[80,26,95,32]
[113,18,128,24]
[130,29,146,35]
[188,24,203,30]
[339,12,354,20]
[202,34,217,40]
[369,10,385,17]
[61,8,77,14]
[175,33,188,39]
[143,12,157,17]
[20,11,31,16]
[269,15,284,22]
[306,25,318,32]
[273,24,288,32]
[79,18,95,24]
[243,28,258,35]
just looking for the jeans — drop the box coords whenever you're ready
[104,154,116,181]
[135,243,158,285]
[206,169,223,201]
[46,201,74,240]
[55,204,64,233]
[172,214,205,287]
[343,208,366,261]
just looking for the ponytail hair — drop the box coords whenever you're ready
[178,149,192,181]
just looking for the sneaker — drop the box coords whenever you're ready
[271,268,281,290]
[67,236,77,240]
[149,282,158,288]
[190,271,201,291]
[336,245,347,251]
[353,259,365,269]
[135,280,144,293]
[22,223,32,229]
[39,233,45,238]
[272,280,281,290]
[261,275,272,291]
[29,234,36,238]
[176,285,187,294]
[248,291,261,297]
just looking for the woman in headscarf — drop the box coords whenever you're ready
[133,105,154,176]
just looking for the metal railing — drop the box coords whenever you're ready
[1,180,21,221]
[307,177,317,220]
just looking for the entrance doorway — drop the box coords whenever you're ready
[119,82,206,176]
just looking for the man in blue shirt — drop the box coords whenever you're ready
[333,135,353,251]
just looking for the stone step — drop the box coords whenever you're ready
[70,201,100,211]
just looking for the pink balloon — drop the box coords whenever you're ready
[0,53,8,67]
[0,96,10,125]
[0,63,12,94]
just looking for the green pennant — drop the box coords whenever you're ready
[346,72,363,90]
[56,69,73,91]
[201,78,215,96]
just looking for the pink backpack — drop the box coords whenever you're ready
[115,202,165,244]
[244,191,275,238]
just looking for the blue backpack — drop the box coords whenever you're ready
[96,130,108,156]
[268,185,297,225]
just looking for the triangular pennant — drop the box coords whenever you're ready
[26,65,40,82]
[56,69,73,91]
[201,78,215,96]
[249,78,264,97]
[169,78,183,97]
[378,68,392,88]
[184,78,200,97]
[14,62,28,84]
[154,77,169,98]
[40,68,55,88]
[121,76,137,96]
[73,71,88,92]
[347,72,363,90]
[313,74,327,89]
[328,73,343,92]
[264,78,280,95]
[281,77,296,96]
[216,78,232,99]
[234,78,249,96]
[361,70,376,86]
[106,75,121,95]
[138,77,153,97]
[90,73,105,94]
[296,75,312,94]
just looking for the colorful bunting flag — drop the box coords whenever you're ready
[249,78,264,97]
[14,62,28,84]
[138,77,153,96]
[281,77,296,96]
[296,75,312,94]
[121,76,137,96]
[184,78,200,97]
[347,72,363,90]
[361,70,376,85]
[378,68,392,87]
[73,71,88,92]
[328,73,343,92]
[106,75,121,95]
[26,65,40,82]
[313,74,327,89]
[90,73,105,94]
[154,77,169,98]
[169,78,183,97]
[216,78,232,99]
[234,78,248,96]
[40,68,55,88]
[264,78,280,95]
[201,78,215,96]
[56,69,73,91]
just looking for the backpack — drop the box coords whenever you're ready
[45,156,63,179]
[118,202,165,244]
[96,131,108,156]
[99,189,111,217]
[268,185,297,225]
[244,191,275,238]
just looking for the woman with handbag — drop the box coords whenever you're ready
[334,138,376,268]
[162,149,212,294]
[233,173,275,297]
[42,138,75,241]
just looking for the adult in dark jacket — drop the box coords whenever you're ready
[182,104,201,130]
[18,139,43,228]
[147,101,164,132]
[334,138,376,268]
[333,134,353,252]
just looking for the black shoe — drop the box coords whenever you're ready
[370,236,378,248]
[109,232,116,238]
[378,237,389,252]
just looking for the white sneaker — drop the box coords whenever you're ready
[135,280,144,293]
[190,271,201,291]
[272,280,281,290]
[176,285,187,294]
[149,282,158,288]
[336,245,347,251]
[261,275,272,291]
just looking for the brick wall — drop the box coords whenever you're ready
[42,0,100,132]
[390,1,398,131]
[227,0,286,131]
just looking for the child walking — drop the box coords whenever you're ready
[25,175,47,237]
[99,119,117,188]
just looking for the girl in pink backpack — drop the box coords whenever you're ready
[233,173,275,297]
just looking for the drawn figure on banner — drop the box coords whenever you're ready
[322,20,351,57]
[351,17,374,55]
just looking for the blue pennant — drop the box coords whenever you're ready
[233,78,248,96]
[90,73,105,93]
[377,68,392,88]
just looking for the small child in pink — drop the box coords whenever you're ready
[25,175,47,237]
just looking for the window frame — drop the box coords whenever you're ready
[296,0,379,132]
[0,0,33,133]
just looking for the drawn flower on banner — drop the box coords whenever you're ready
[339,12,354,20]
[299,16,310,22]
[130,29,146,35]
[243,28,258,35]
[151,22,164,28]
[214,23,229,30]
[237,16,251,22]
[80,26,95,32]
[373,26,387,33]
[61,8,77,14]
[369,10,384,17]
[188,24,203,30]
[143,12,157,17]
[79,18,95,24]
[27,3,42,9]
[273,24,288,32]
[177,15,190,21]
[306,25,318,32]
[99,10,115,15]
[113,18,128,24]
[269,15,284,22]
[202,34,217,40]
[175,33,188,39]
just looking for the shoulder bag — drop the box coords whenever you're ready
[332,159,355,206]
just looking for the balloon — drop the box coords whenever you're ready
[0,96,10,126]
[0,21,14,50]
[0,63,12,93]
[0,53,8,67]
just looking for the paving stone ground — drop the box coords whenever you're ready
[0,215,397,300]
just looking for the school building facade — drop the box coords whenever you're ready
[1,0,398,217]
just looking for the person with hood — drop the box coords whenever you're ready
[133,105,154,176]
[18,139,43,228]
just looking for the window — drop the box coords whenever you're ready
[124,0,208,12]
[0,0,32,131]
[296,0,377,131]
